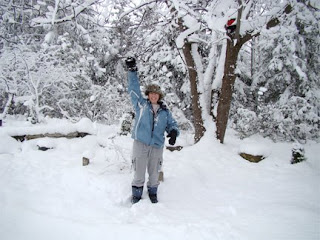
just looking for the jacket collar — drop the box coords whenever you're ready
[159,101,168,110]
[147,100,168,110]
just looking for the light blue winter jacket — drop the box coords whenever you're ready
[128,71,179,149]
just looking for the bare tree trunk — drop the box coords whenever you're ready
[182,42,206,143]
[216,39,241,143]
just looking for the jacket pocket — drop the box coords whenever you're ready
[132,158,137,171]
[157,158,163,172]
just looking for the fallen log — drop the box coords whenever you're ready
[12,131,90,142]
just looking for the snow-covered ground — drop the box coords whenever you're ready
[0,117,319,240]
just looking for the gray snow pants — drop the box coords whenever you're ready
[131,140,163,188]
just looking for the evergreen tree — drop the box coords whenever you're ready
[230,1,319,142]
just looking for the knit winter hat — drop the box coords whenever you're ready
[145,84,164,100]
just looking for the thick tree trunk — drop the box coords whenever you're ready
[183,42,206,143]
[216,39,241,143]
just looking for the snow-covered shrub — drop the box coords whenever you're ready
[258,97,319,142]
[230,2,320,143]
[231,108,258,139]
[291,142,306,164]
[119,112,134,135]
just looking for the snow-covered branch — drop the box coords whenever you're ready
[31,0,99,26]
[119,0,157,20]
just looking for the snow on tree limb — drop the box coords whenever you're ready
[119,0,158,20]
[52,0,60,25]
[31,0,99,26]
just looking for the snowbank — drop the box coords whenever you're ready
[0,117,97,136]
[0,117,319,240]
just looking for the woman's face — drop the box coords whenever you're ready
[148,92,160,104]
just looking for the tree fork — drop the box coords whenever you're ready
[216,4,292,143]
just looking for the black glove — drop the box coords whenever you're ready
[125,57,137,71]
[167,129,177,146]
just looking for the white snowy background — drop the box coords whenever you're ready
[0,116,319,240]
[1,1,319,239]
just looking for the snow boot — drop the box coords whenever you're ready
[148,186,158,203]
[131,186,143,204]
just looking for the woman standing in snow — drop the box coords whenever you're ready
[125,57,179,204]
